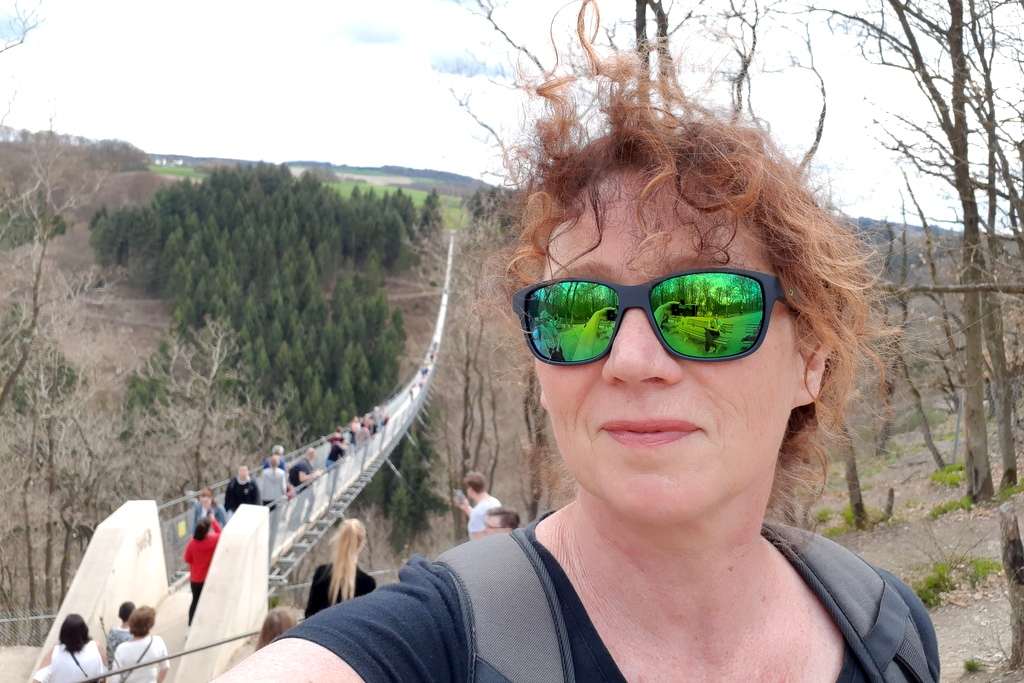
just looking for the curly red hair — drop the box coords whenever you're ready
[503,1,879,519]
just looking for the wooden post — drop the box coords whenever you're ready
[998,503,1024,668]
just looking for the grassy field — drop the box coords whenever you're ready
[148,164,207,178]
[147,165,466,229]
[328,179,466,229]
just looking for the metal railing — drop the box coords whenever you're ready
[79,629,261,683]
[0,609,56,647]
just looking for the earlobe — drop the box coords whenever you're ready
[794,345,828,408]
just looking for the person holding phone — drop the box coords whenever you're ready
[452,472,501,540]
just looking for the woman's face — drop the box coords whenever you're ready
[535,191,824,530]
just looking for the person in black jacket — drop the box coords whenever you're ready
[305,519,376,618]
[224,465,260,518]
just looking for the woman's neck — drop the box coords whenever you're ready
[535,496,795,664]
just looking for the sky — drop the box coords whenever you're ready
[0,0,958,222]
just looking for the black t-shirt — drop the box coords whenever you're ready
[285,527,873,682]
[305,564,378,619]
[289,459,312,488]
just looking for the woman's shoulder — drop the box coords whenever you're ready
[284,555,467,682]
[767,524,939,680]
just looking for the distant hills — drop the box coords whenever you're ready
[149,153,489,197]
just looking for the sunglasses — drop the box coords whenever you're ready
[512,268,786,365]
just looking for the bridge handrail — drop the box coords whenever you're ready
[77,628,260,683]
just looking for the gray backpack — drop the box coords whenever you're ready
[438,524,937,683]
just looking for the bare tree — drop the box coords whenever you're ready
[0,130,107,415]
[129,318,285,491]
[820,0,1024,500]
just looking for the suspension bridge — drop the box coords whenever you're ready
[0,235,455,683]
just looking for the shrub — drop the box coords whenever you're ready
[928,495,973,519]
[963,658,982,673]
[930,462,965,487]
[815,508,834,524]
[913,563,955,608]
[968,558,1002,588]
[997,482,1024,502]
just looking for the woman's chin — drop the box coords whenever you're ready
[579,470,729,527]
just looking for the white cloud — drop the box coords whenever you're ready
[0,0,960,220]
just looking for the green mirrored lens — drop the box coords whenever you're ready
[526,281,619,362]
[651,273,764,359]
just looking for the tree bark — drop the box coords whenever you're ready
[843,427,867,529]
[899,356,946,469]
[635,0,650,77]
[521,371,549,521]
[999,503,1024,668]
[942,0,993,500]
[983,292,1017,488]
[43,418,57,612]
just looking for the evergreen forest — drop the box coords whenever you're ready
[90,164,438,435]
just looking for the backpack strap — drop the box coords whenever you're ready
[764,523,936,683]
[437,529,575,683]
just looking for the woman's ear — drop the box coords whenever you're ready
[793,344,828,409]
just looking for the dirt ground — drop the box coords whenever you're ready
[814,419,1024,682]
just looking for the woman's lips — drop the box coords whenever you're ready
[600,420,700,448]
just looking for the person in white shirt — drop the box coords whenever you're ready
[113,606,169,683]
[454,471,502,540]
[33,613,106,682]
[257,453,289,507]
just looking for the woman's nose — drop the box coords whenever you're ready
[601,308,684,384]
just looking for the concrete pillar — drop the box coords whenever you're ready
[173,503,268,683]
[32,500,168,674]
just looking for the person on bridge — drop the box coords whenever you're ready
[347,417,362,447]
[453,471,501,540]
[327,426,348,463]
[184,515,221,626]
[105,600,135,663]
[304,519,377,619]
[327,438,349,468]
[288,447,322,489]
[224,465,261,519]
[257,453,289,506]
[112,606,170,683]
[190,487,226,530]
[33,613,107,682]
[261,444,287,471]
[215,3,939,681]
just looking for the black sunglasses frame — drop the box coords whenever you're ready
[511,267,787,366]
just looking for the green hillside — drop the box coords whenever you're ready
[148,162,468,229]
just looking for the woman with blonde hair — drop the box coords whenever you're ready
[304,519,376,618]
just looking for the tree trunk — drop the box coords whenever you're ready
[900,358,946,469]
[521,371,548,521]
[946,0,993,501]
[44,420,56,611]
[983,293,1017,488]
[634,0,650,76]
[59,518,74,601]
[843,428,867,529]
[999,503,1024,668]
[21,478,37,614]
